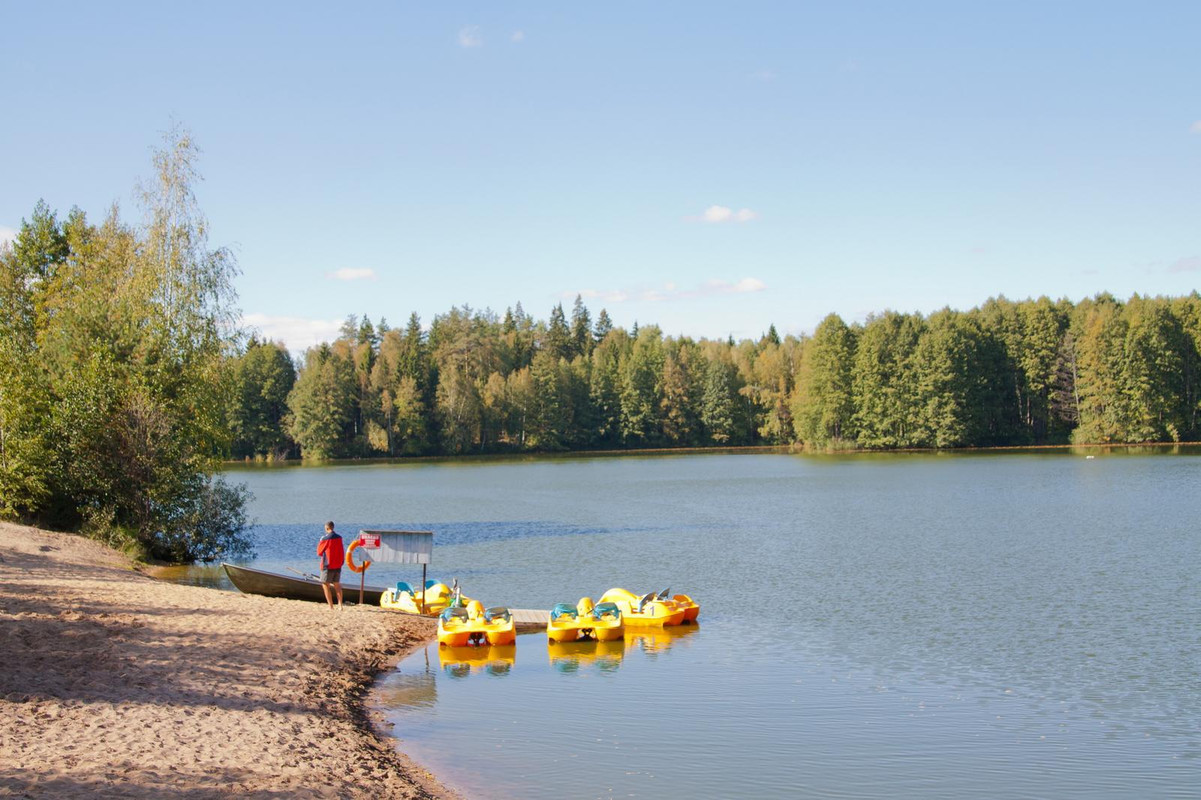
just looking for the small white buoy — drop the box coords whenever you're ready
[1085,455,1095,460]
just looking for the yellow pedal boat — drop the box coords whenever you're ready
[598,587,689,627]
[546,597,625,643]
[437,601,517,647]
[658,588,700,623]
[380,580,465,615]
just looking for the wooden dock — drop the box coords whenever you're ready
[511,608,549,632]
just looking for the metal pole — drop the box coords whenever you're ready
[359,561,365,605]
[421,563,427,614]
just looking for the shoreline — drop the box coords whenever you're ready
[220,439,1201,466]
[0,522,458,800]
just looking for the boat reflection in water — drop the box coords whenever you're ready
[547,623,701,672]
[546,638,625,674]
[438,644,517,678]
[623,623,700,658]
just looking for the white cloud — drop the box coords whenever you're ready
[0,226,16,249]
[459,26,483,48]
[1190,120,1201,134]
[511,30,525,43]
[326,267,376,281]
[728,277,767,293]
[1168,256,1201,273]
[576,288,631,303]
[568,278,767,304]
[241,314,344,354]
[699,205,758,223]
[751,69,777,82]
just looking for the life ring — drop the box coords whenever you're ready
[346,540,370,573]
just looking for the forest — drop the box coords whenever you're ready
[232,291,1201,461]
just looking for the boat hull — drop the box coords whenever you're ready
[222,563,386,606]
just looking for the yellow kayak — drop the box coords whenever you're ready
[438,600,516,647]
[546,597,625,643]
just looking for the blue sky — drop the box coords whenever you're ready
[3,2,1199,351]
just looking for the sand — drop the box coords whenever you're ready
[0,522,456,799]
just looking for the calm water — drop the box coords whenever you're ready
[218,450,1201,799]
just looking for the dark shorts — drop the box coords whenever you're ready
[321,567,341,584]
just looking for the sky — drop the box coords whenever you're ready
[2,1,1200,351]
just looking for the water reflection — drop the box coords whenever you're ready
[375,671,437,710]
[623,623,700,656]
[547,638,625,673]
[149,563,234,590]
[438,644,516,678]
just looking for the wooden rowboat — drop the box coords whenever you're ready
[222,563,387,606]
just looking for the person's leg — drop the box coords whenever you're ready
[322,582,335,609]
[334,581,343,608]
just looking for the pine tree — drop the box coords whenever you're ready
[570,295,593,358]
[594,308,614,341]
[545,303,572,361]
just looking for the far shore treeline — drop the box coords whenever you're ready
[241,289,1201,462]
[3,133,1200,564]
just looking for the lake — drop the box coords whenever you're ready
[219,449,1200,799]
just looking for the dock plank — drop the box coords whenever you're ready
[511,608,548,632]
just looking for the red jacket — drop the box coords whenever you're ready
[317,532,344,570]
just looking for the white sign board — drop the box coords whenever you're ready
[358,530,433,565]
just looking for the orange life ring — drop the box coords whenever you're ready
[346,540,370,573]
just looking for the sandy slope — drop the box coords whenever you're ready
[0,522,455,799]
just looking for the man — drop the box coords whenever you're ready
[316,521,344,610]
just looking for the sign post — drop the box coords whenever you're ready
[357,532,381,605]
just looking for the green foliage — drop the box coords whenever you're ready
[700,355,744,444]
[909,309,987,448]
[593,308,614,342]
[228,338,295,458]
[527,350,570,449]
[264,292,1201,457]
[660,339,702,445]
[589,329,628,446]
[544,303,572,361]
[151,475,251,563]
[287,343,356,458]
[570,295,593,358]
[1,129,252,562]
[620,326,665,445]
[792,314,856,447]
[0,331,53,516]
[851,312,923,448]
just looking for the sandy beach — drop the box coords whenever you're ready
[0,522,455,799]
